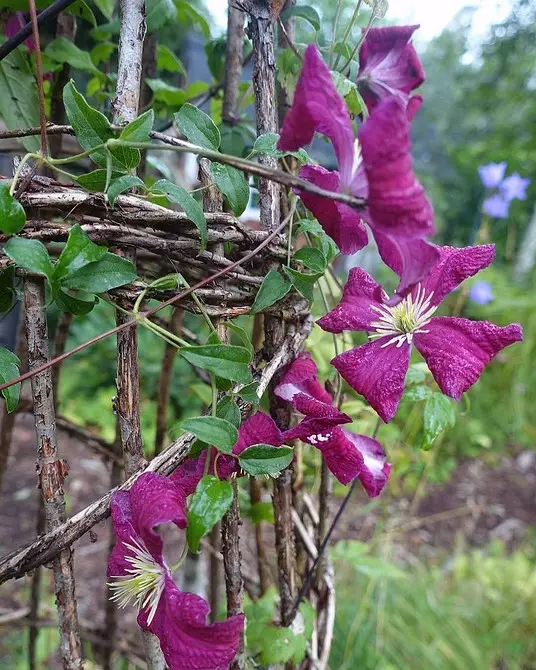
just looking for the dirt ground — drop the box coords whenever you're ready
[1,413,535,666]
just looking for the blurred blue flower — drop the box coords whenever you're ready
[478,162,507,189]
[482,194,510,218]
[500,173,530,201]
[469,281,494,305]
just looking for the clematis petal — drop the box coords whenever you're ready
[233,412,284,455]
[298,165,368,255]
[372,228,440,301]
[140,576,245,670]
[406,94,423,121]
[331,338,411,423]
[172,449,237,495]
[414,317,523,400]
[317,266,385,334]
[278,45,357,187]
[108,473,187,575]
[306,426,365,485]
[338,429,391,496]
[283,395,352,444]
[358,97,435,238]
[418,244,495,307]
[275,351,333,404]
[357,25,425,112]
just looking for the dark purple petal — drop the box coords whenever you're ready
[357,25,425,113]
[140,576,245,670]
[108,473,187,575]
[358,98,435,238]
[275,351,333,404]
[406,95,423,120]
[483,194,510,219]
[5,13,36,52]
[317,266,384,333]
[338,429,391,496]
[277,45,357,187]
[283,395,352,443]
[171,455,206,498]
[414,317,523,400]
[372,228,440,301]
[418,244,495,307]
[332,338,411,423]
[307,426,365,485]
[233,412,284,455]
[478,162,506,189]
[298,165,368,255]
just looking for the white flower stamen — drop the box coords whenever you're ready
[308,432,332,445]
[369,284,437,348]
[108,536,166,625]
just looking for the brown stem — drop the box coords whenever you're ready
[314,461,332,588]
[28,497,45,670]
[0,317,313,584]
[222,4,245,125]
[28,0,48,157]
[24,276,82,669]
[154,308,184,456]
[139,31,158,176]
[52,311,73,401]
[250,477,270,594]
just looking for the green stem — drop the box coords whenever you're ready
[341,8,376,72]
[333,0,363,69]
[142,317,189,348]
[177,274,215,334]
[10,154,35,195]
[169,541,189,573]
[48,146,104,165]
[329,0,344,68]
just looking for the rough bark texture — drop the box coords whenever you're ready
[222,4,246,124]
[112,0,147,124]
[24,276,82,670]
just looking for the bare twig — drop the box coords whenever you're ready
[24,276,82,669]
[250,478,270,594]
[222,4,246,124]
[52,311,73,400]
[28,499,45,670]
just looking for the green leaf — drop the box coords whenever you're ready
[252,133,309,163]
[152,179,207,250]
[4,238,54,279]
[67,0,97,25]
[63,80,114,167]
[186,475,233,552]
[406,362,429,385]
[146,78,187,107]
[405,385,433,402]
[251,269,291,314]
[259,627,304,665]
[237,382,260,405]
[119,109,154,143]
[239,444,294,477]
[0,267,16,313]
[146,0,177,31]
[174,103,221,151]
[225,322,253,356]
[280,5,320,31]
[108,175,145,206]
[55,288,97,315]
[93,0,114,19]
[179,416,238,453]
[293,246,327,272]
[61,252,137,293]
[175,0,211,38]
[76,169,125,192]
[212,163,249,216]
[46,38,101,76]
[0,347,21,413]
[422,392,456,450]
[216,396,242,428]
[283,266,323,302]
[0,184,26,235]
[90,42,116,66]
[0,49,40,152]
[157,45,187,75]
[180,344,252,384]
[54,223,107,282]
[249,501,274,525]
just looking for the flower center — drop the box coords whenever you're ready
[108,537,166,625]
[369,284,437,347]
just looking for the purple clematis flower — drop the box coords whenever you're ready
[5,12,36,52]
[107,473,244,670]
[478,162,507,189]
[277,44,438,300]
[482,193,510,219]
[500,173,530,201]
[468,281,494,305]
[357,25,425,114]
[172,412,285,495]
[318,245,523,423]
[274,352,391,495]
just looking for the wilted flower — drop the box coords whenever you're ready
[482,194,510,219]
[318,245,523,423]
[468,281,494,305]
[278,44,438,300]
[357,25,425,114]
[107,473,244,670]
[500,173,530,201]
[274,352,391,495]
[478,162,507,189]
